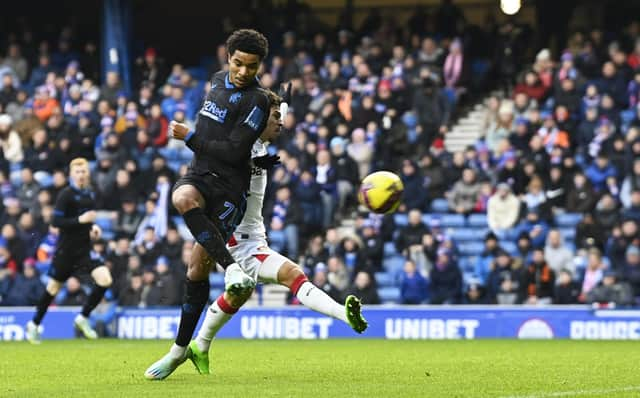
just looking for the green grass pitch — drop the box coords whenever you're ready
[1,339,639,397]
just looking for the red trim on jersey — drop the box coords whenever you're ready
[227,235,238,247]
[253,254,269,263]
[216,295,239,314]
[290,274,309,295]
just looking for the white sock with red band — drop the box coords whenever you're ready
[293,275,348,324]
[195,295,238,353]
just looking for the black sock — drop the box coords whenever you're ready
[182,207,236,268]
[81,285,107,317]
[175,279,210,347]
[33,291,55,325]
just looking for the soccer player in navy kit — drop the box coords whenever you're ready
[26,158,113,343]
[145,29,279,379]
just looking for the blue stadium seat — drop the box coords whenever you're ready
[95,216,113,232]
[209,273,225,288]
[458,242,484,256]
[501,241,518,256]
[458,257,475,272]
[383,242,397,258]
[102,230,115,241]
[430,198,449,213]
[168,160,183,173]
[555,213,583,228]
[158,147,179,161]
[209,288,223,301]
[35,261,50,275]
[468,214,488,228]
[560,228,576,240]
[440,214,465,228]
[9,162,22,172]
[375,272,395,288]
[621,109,635,124]
[394,213,408,227]
[383,255,406,274]
[451,229,475,242]
[378,287,400,304]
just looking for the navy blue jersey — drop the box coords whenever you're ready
[52,185,96,252]
[185,71,270,194]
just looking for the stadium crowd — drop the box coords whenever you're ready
[0,5,639,311]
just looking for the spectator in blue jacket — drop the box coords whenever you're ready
[314,149,337,228]
[400,260,429,304]
[0,259,44,306]
[400,159,428,212]
[474,231,502,285]
[585,154,617,192]
[429,248,462,304]
[622,191,640,222]
[515,209,549,249]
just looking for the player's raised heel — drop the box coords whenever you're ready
[224,263,256,295]
[144,352,188,380]
[74,314,98,339]
[345,295,368,334]
[26,321,43,344]
[187,340,211,375]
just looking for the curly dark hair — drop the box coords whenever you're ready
[226,29,269,60]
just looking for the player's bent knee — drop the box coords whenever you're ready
[92,266,113,287]
[172,186,202,214]
[277,262,305,288]
[187,262,210,281]
[46,279,62,295]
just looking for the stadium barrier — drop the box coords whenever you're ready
[1,306,640,341]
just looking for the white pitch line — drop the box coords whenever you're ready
[500,385,640,398]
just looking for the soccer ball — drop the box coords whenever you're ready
[358,171,404,214]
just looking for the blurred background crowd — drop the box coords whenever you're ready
[0,0,639,312]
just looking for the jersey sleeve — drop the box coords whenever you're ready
[52,190,80,228]
[186,91,270,165]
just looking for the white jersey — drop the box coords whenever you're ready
[234,139,268,238]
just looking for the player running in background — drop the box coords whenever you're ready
[148,90,367,379]
[26,158,112,343]
[145,29,277,378]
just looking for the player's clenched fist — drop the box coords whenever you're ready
[169,120,190,140]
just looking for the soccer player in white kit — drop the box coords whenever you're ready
[182,89,368,375]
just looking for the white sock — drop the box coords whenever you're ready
[195,296,235,353]
[169,343,187,360]
[296,281,348,323]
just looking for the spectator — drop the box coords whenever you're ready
[553,269,580,304]
[345,271,380,305]
[515,209,549,249]
[134,226,162,268]
[620,159,640,209]
[395,209,428,253]
[359,223,383,273]
[587,271,634,306]
[161,225,184,268]
[521,248,555,305]
[566,172,597,213]
[575,213,606,251]
[595,193,621,231]
[578,248,605,302]
[60,277,88,306]
[266,186,302,259]
[487,183,521,233]
[585,154,617,192]
[486,250,521,304]
[412,72,450,152]
[622,245,640,299]
[2,44,28,83]
[147,103,168,147]
[301,235,329,276]
[313,149,337,228]
[346,128,373,180]
[447,168,480,215]
[606,220,640,268]
[474,232,502,285]
[544,230,574,274]
[330,137,359,216]
[17,168,40,212]
[514,70,547,102]
[0,114,23,163]
[622,191,640,222]
[399,159,428,212]
[294,170,323,230]
[115,197,144,239]
[100,72,122,106]
[464,280,489,304]
[429,249,462,304]
[0,259,43,306]
[32,86,59,122]
[400,260,428,304]
[310,264,343,303]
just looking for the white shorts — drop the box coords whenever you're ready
[226,234,290,284]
